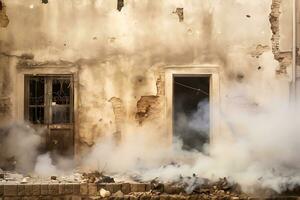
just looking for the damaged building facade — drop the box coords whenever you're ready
[0,0,299,158]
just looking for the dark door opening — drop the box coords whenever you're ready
[24,75,74,157]
[173,76,210,152]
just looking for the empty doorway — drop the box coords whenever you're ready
[173,76,210,152]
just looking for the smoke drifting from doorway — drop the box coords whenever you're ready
[81,98,300,194]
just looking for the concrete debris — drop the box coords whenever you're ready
[20,177,28,184]
[113,190,124,198]
[81,171,115,183]
[173,8,184,22]
[99,188,111,197]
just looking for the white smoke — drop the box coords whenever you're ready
[0,122,44,173]
[81,98,300,194]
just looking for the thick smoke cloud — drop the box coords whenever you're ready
[0,122,43,173]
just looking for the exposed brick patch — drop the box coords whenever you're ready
[135,95,161,125]
[269,0,292,75]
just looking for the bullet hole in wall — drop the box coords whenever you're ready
[236,73,245,82]
[174,8,184,22]
[258,66,262,70]
[246,14,251,18]
[42,0,48,4]
[117,0,124,11]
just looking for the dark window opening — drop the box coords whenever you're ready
[25,76,73,125]
[52,78,71,124]
[173,76,210,152]
[28,77,45,124]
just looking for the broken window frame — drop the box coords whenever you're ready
[24,75,74,125]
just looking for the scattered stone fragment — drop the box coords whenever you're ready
[100,188,111,198]
[51,175,57,180]
[113,190,124,198]
[20,177,28,184]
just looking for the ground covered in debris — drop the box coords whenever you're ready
[0,170,252,199]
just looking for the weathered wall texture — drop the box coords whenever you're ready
[0,0,294,153]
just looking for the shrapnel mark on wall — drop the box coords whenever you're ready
[0,0,9,28]
[109,97,125,141]
[173,8,184,22]
[269,0,292,75]
[250,45,270,58]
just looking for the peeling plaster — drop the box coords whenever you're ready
[109,97,125,141]
[250,45,270,58]
[269,0,292,75]
[0,0,9,28]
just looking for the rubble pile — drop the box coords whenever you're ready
[82,171,115,184]
[4,170,300,199]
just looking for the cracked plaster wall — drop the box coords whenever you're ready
[0,0,294,153]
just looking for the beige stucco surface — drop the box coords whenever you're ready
[0,0,294,154]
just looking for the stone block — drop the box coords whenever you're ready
[24,185,33,196]
[48,184,59,195]
[121,183,131,194]
[3,197,21,200]
[131,183,146,192]
[71,196,82,200]
[64,184,73,195]
[88,183,97,196]
[105,183,121,193]
[32,184,40,196]
[17,185,25,196]
[145,184,151,192]
[164,185,183,194]
[0,184,3,196]
[22,197,38,200]
[80,184,88,196]
[4,185,18,196]
[59,184,65,195]
[40,184,48,195]
[38,197,52,200]
[73,184,80,195]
